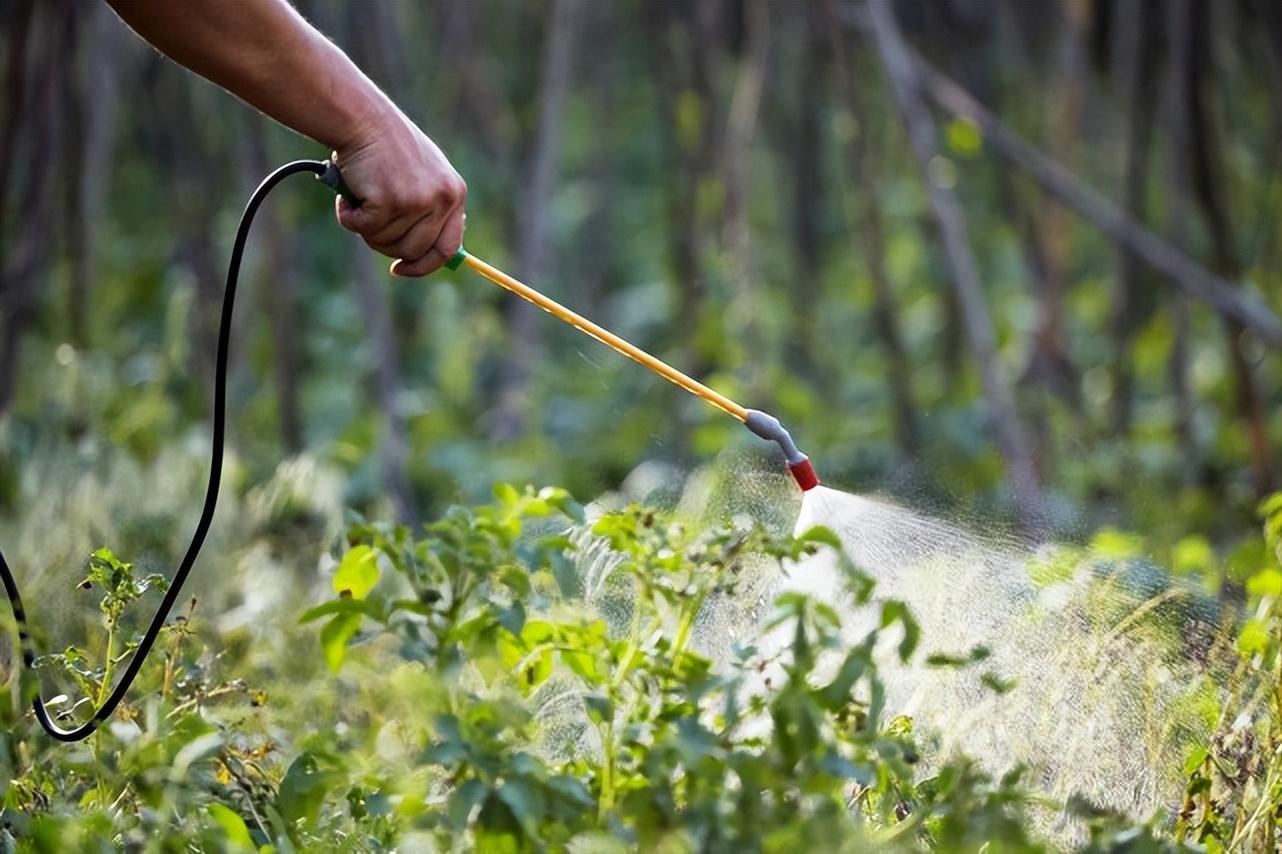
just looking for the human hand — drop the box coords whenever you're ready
[332,109,467,277]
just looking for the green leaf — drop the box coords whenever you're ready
[1183,745,1209,776]
[1091,528,1144,559]
[170,731,224,779]
[497,601,526,637]
[796,525,842,551]
[493,482,520,507]
[476,793,523,853]
[818,641,871,710]
[320,611,362,672]
[448,778,488,829]
[563,649,601,684]
[926,645,991,668]
[1247,568,1282,599]
[333,546,379,600]
[566,833,629,854]
[298,598,377,625]
[520,649,554,690]
[946,117,983,156]
[207,803,255,852]
[496,778,543,841]
[1172,536,1216,577]
[498,630,526,669]
[276,753,340,825]
[880,600,919,660]
[980,672,1017,695]
[583,694,613,724]
[546,549,580,597]
[541,487,586,523]
[1237,618,1271,657]
[520,620,556,645]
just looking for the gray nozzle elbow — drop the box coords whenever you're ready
[743,409,820,491]
[743,409,807,466]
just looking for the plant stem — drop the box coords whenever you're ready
[598,720,615,820]
[97,616,117,709]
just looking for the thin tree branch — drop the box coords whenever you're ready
[867,0,1045,531]
[906,51,1282,348]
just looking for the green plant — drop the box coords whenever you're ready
[0,485,1224,852]
[293,484,1176,852]
[1172,494,1282,852]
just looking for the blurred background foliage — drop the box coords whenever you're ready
[0,0,1279,622]
[0,1,1281,849]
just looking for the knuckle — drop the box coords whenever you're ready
[450,176,468,203]
[440,227,463,254]
[394,190,422,213]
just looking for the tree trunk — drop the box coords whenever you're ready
[784,0,823,376]
[138,61,230,392]
[0,0,35,248]
[868,0,1044,530]
[721,0,771,386]
[1184,1,1276,496]
[243,117,306,455]
[352,248,417,522]
[648,0,718,376]
[64,3,123,349]
[344,0,407,93]
[574,2,621,318]
[491,0,583,441]
[0,2,73,419]
[1162,0,1198,472]
[1108,0,1159,435]
[1008,0,1082,409]
[825,3,918,453]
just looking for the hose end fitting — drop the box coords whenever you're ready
[743,409,821,492]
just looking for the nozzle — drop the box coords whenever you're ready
[743,410,820,492]
[788,458,820,491]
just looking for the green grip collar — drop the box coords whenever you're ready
[445,247,468,271]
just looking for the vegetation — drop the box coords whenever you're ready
[6,483,1256,852]
[1,0,1281,850]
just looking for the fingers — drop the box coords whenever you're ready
[390,248,447,278]
[388,200,467,278]
[374,211,444,265]
[392,207,466,277]
[328,128,468,277]
[337,198,422,247]
[435,207,466,258]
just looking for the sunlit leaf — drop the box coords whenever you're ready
[1237,618,1271,657]
[332,546,379,600]
[320,611,362,672]
[206,803,254,852]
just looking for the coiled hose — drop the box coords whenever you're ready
[0,159,330,741]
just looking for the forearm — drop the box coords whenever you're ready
[106,0,397,151]
[108,0,466,277]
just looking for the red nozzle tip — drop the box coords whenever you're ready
[789,458,820,492]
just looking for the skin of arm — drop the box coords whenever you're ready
[106,0,466,276]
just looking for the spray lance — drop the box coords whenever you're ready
[316,160,820,489]
[440,249,820,488]
[1,158,818,742]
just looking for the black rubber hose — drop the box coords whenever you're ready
[0,159,330,741]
